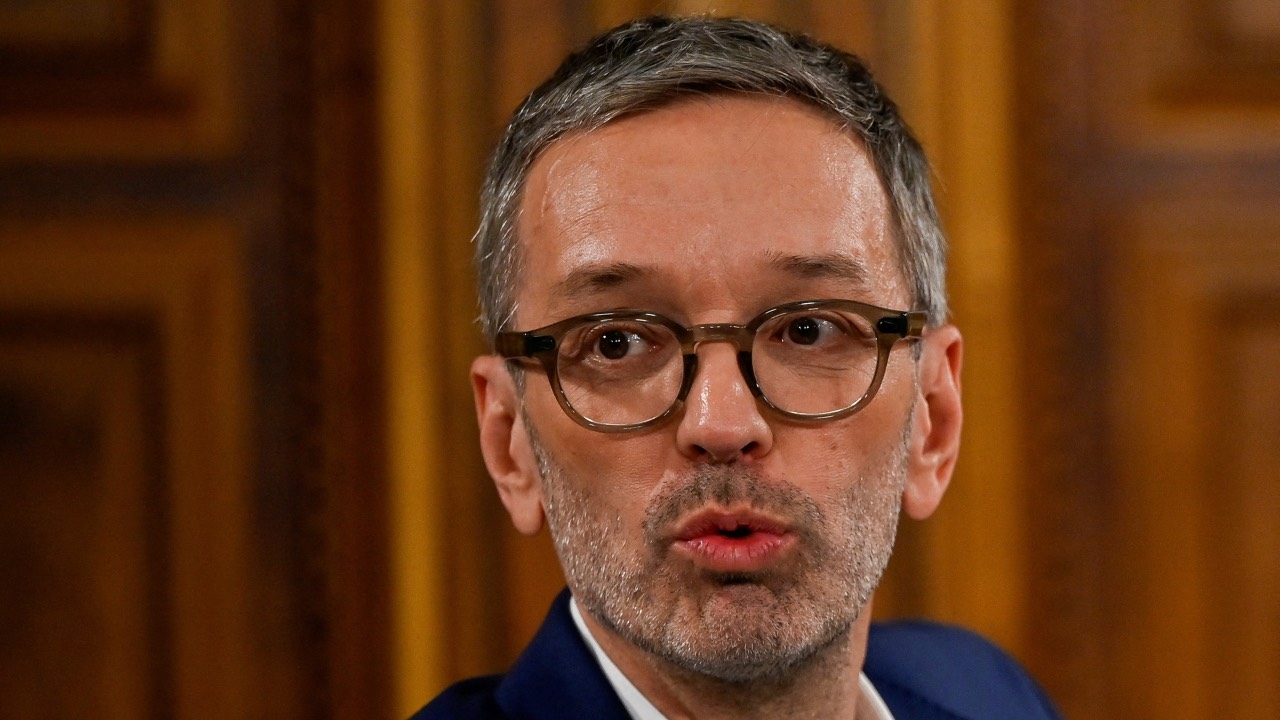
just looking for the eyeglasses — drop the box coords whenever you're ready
[496,299,926,432]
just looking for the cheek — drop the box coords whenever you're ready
[530,399,667,515]
[775,405,910,497]
[867,360,918,430]
[769,427,857,498]
[523,380,566,427]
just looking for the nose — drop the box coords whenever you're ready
[674,341,773,463]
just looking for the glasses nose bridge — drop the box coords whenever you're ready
[686,322,754,354]
[678,322,761,408]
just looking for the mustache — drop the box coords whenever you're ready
[642,465,824,544]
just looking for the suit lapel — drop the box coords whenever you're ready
[496,590,633,720]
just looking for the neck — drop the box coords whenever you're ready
[580,600,873,720]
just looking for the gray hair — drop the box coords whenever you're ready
[475,15,948,344]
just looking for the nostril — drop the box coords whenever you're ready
[694,439,761,464]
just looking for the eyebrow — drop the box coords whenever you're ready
[551,261,648,302]
[765,251,872,286]
[549,251,873,304]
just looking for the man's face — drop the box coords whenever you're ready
[507,95,924,681]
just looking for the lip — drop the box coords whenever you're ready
[670,508,796,573]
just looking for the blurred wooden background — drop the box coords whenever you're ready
[1,0,1276,718]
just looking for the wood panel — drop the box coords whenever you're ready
[0,219,251,718]
[1016,0,1280,716]
[0,323,160,719]
[0,0,239,159]
[301,0,394,714]
[1091,0,1280,153]
[0,0,396,717]
[1105,203,1280,719]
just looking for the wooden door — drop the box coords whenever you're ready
[0,1,392,717]
[1015,0,1280,717]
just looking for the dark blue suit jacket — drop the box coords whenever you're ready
[413,590,1061,719]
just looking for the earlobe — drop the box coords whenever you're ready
[903,325,963,520]
[472,355,546,535]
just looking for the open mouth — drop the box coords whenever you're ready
[675,510,786,540]
[671,509,795,572]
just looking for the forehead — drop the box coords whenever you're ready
[515,94,903,320]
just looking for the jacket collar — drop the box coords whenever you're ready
[496,589,632,719]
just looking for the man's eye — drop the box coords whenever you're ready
[783,316,840,345]
[591,328,651,360]
[597,330,638,359]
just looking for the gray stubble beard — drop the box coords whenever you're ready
[528,412,911,684]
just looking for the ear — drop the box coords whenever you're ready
[472,354,545,535]
[903,324,963,520]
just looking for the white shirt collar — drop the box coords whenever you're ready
[569,597,895,720]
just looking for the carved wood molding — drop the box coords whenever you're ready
[0,0,239,159]
[1090,0,1280,153]
[1104,200,1280,718]
[1015,1,1280,716]
[0,217,251,717]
